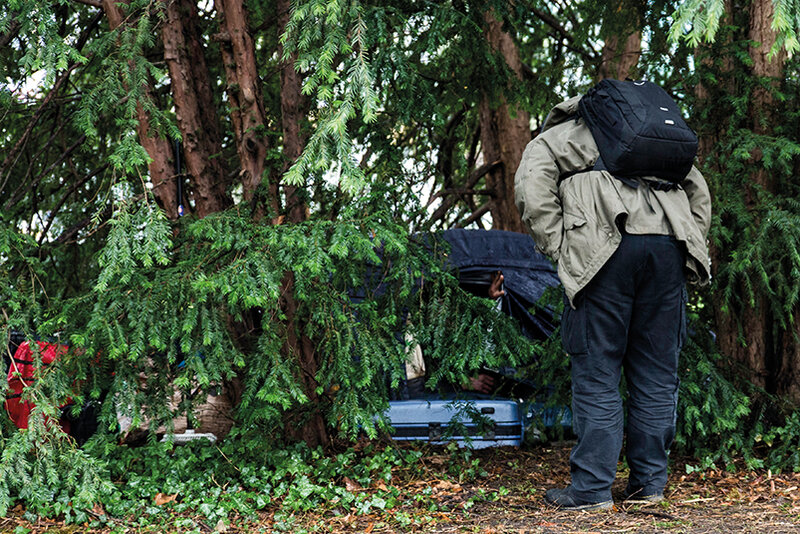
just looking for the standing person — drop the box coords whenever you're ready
[514,83,711,511]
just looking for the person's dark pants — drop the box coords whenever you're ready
[561,233,686,502]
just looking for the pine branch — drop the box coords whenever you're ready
[553,0,585,35]
[0,16,20,47]
[2,109,72,200]
[0,10,100,190]
[52,191,143,246]
[37,164,109,246]
[0,63,80,187]
[4,134,87,213]
[424,160,500,228]
[528,6,597,62]
[435,109,467,191]
[455,201,491,228]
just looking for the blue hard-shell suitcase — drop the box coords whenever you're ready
[385,399,524,449]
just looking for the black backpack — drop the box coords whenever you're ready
[579,79,698,185]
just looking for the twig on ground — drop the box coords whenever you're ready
[681,497,717,503]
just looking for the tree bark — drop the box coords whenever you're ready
[699,0,798,403]
[214,0,268,205]
[274,0,325,447]
[598,31,642,80]
[103,0,179,219]
[742,0,795,401]
[778,315,800,401]
[596,0,643,81]
[280,272,328,448]
[695,8,760,389]
[136,105,180,220]
[479,11,529,233]
[277,0,309,223]
[746,0,786,201]
[162,0,231,218]
[748,0,787,126]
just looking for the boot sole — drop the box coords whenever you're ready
[547,499,614,511]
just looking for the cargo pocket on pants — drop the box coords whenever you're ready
[561,292,588,355]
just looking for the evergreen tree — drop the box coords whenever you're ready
[0,0,547,450]
[673,0,800,403]
[1,0,799,517]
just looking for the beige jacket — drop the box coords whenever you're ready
[514,96,712,307]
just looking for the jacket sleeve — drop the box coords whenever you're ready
[682,166,712,240]
[514,137,563,261]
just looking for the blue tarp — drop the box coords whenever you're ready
[439,229,560,341]
[348,229,561,341]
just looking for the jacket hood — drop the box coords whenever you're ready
[541,95,581,133]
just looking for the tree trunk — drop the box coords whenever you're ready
[479,12,529,233]
[598,31,642,80]
[597,0,643,81]
[213,0,268,205]
[275,0,325,447]
[740,0,795,401]
[137,105,180,220]
[700,0,798,403]
[162,0,231,218]
[777,315,800,401]
[748,0,786,124]
[280,272,329,448]
[276,0,309,223]
[103,0,179,220]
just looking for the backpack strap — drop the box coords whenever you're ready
[558,166,594,184]
[643,178,682,192]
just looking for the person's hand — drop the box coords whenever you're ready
[488,271,505,299]
[464,373,496,394]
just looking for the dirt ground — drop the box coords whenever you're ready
[428,443,800,534]
[302,443,800,534]
[1,442,799,533]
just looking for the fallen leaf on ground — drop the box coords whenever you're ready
[154,493,177,506]
[343,477,362,491]
[435,480,461,491]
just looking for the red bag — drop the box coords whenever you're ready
[5,341,71,432]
